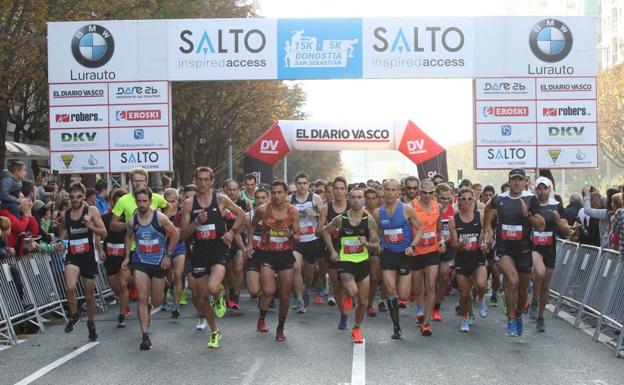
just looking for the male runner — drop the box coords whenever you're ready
[241,173,257,208]
[373,179,423,339]
[529,177,571,332]
[411,179,443,336]
[484,169,545,337]
[402,176,420,204]
[180,167,245,348]
[323,188,380,343]
[365,187,384,316]
[59,183,107,341]
[480,185,500,306]
[122,187,178,350]
[243,188,270,301]
[318,177,351,328]
[162,188,186,318]
[250,181,300,341]
[289,172,324,313]
[449,187,488,332]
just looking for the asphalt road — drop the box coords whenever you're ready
[1,292,623,385]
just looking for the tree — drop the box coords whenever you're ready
[597,63,624,168]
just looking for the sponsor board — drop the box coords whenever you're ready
[110,149,170,172]
[537,99,596,123]
[109,126,170,149]
[109,81,168,104]
[49,105,109,129]
[49,83,108,106]
[474,78,534,100]
[362,18,474,78]
[109,104,169,127]
[476,146,537,169]
[537,123,596,145]
[475,123,536,145]
[50,128,109,151]
[283,120,395,151]
[536,77,595,99]
[537,145,597,168]
[51,150,109,173]
[475,101,535,123]
[277,18,363,79]
[168,18,277,81]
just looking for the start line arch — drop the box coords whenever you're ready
[244,120,448,183]
[46,16,598,176]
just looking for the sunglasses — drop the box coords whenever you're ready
[69,194,83,201]
[419,190,435,195]
[438,196,451,201]
[460,197,474,202]
[406,186,419,191]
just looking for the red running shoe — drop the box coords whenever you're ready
[432,309,443,321]
[352,327,364,343]
[398,300,408,309]
[257,319,268,332]
[226,299,235,309]
[314,294,323,305]
[276,327,286,342]
[420,323,432,336]
[231,301,241,310]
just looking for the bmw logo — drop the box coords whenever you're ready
[71,25,115,68]
[529,19,573,63]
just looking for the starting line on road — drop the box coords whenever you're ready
[13,341,99,385]
[351,339,365,385]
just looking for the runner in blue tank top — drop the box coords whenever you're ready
[372,179,423,340]
[122,186,179,351]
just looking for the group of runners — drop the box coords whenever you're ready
[56,166,574,350]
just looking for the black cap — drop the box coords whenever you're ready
[508,169,526,179]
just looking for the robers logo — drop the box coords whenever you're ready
[547,149,561,163]
[60,154,75,169]
[529,19,573,63]
[72,25,115,68]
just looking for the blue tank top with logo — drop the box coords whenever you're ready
[379,202,413,253]
[132,211,166,265]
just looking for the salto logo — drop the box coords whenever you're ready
[260,140,279,154]
[406,139,426,155]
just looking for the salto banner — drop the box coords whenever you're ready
[47,17,596,82]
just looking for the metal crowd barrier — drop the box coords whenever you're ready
[0,251,115,346]
[549,241,624,357]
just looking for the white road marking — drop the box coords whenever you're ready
[14,341,99,385]
[351,339,365,385]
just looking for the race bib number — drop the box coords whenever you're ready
[252,234,262,249]
[269,236,289,251]
[442,229,451,242]
[417,231,437,247]
[531,231,554,246]
[195,224,217,240]
[301,225,315,235]
[383,228,404,244]
[138,238,161,254]
[69,238,90,254]
[106,243,125,257]
[461,236,479,251]
[501,224,523,241]
[343,240,364,254]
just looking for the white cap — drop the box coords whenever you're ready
[535,177,553,189]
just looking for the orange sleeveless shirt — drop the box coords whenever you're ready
[412,199,440,255]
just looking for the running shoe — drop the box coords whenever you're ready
[352,327,364,343]
[180,288,188,305]
[479,299,488,318]
[529,301,538,320]
[214,293,226,318]
[398,299,408,309]
[171,306,181,319]
[460,318,470,333]
[536,317,545,333]
[378,300,387,312]
[343,296,353,312]
[432,309,443,321]
[297,299,307,314]
[516,316,523,336]
[391,327,402,340]
[420,323,432,336]
[328,295,336,306]
[207,330,221,348]
[276,327,286,342]
[117,314,126,328]
[490,292,498,307]
[367,305,377,317]
[87,321,97,342]
[505,319,518,337]
[231,301,241,311]
[196,317,208,330]
[469,314,476,326]
[140,335,152,350]
[257,319,268,333]
[64,315,80,333]
[226,298,235,309]
[314,294,323,305]
[338,314,349,330]
[161,302,170,312]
